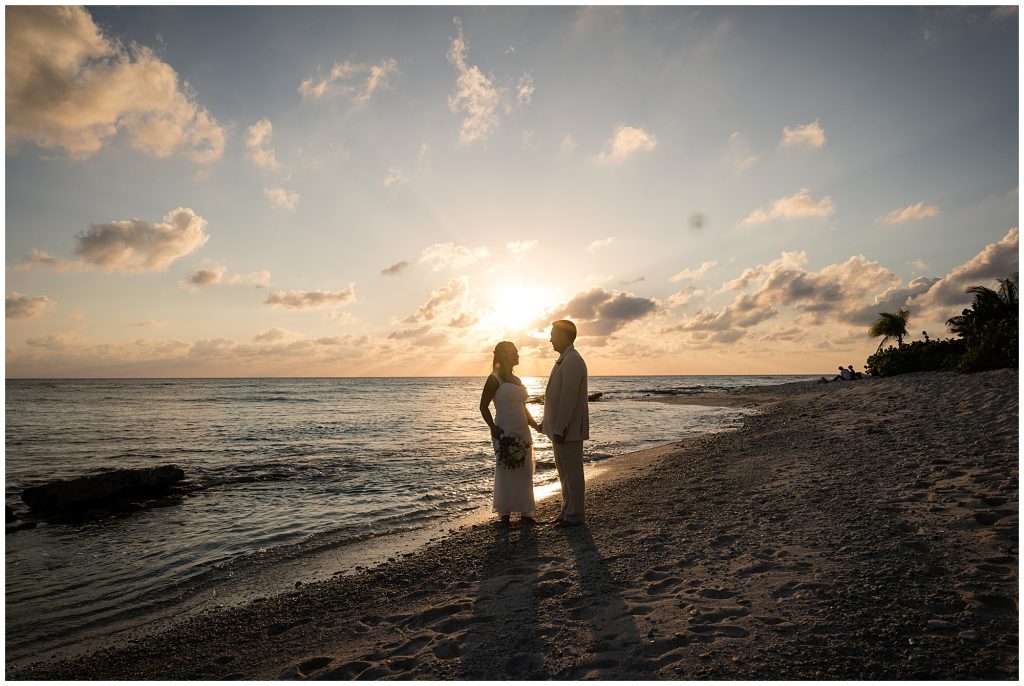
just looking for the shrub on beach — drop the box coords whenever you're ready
[865,338,966,377]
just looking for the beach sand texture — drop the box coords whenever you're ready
[9,369,1018,680]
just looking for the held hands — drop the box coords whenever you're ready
[553,434,565,445]
[490,425,502,441]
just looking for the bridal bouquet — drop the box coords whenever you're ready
[497,432,530,470]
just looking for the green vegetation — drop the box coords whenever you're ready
[865,275,1018,377]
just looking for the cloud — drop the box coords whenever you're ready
[876,202,941,224]
[910,227,1019,311]
[6,6,225,163]
[298,58,399,106]
[560,134,580,154]
[246,118,280,170]
[381,260,410,276]
[516,73,534,108]
[383,168,405,187]
[447,17,501,143]
[133,319,169,328]
[404,276,469,323]
[741,188,836,225]
[253,327,291,343]
[572,6,625,38]
[264,285,357,310]
[506,240,538,256]
[264,186,301,210]
[184,265,226,287]
[670,260,717,283]
[419,242,489,271]
[727,131,759,172]
[6,292,55,319]
[540,287,660,338]
[779,119,826,149]
[595,125,657,165]
[18,207,209,274]
[587,237,616,252]
[184,265,269,289]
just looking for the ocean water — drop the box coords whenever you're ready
[4,375,817,664]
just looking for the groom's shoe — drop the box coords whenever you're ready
[545,516,564,526]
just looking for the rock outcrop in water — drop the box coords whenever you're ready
[21,465,186,514]
[528,391,603,404]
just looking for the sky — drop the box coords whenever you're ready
[4,5,1019,377]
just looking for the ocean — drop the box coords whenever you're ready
[4,375,819,666]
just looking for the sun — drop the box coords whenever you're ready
[488,286,553,333]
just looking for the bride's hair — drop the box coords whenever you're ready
[492,341,515,372]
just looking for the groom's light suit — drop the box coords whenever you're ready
[542,344,589,524]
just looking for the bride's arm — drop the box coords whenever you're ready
[479,375,502,441]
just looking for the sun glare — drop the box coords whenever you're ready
[488,286,553,333]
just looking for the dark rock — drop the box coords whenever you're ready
[588,392,603,402]
[6,521,37,533]
[21,465,185,513]
[6,505,17,522]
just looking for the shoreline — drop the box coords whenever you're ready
[9,369,1018,680]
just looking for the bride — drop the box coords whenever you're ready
[479,341,540,525]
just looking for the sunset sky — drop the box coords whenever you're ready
[5,5,1019,377]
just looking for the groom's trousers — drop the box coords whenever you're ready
[553,440,585,523]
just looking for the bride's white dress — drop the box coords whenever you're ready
[490,374,537,516]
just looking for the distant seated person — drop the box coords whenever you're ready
[847,365,863,380]
[833,365,854,381]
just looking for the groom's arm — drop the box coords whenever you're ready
[553,356,584,440]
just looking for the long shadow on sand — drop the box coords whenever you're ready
[457,521,544,679]
[558,526,661,678]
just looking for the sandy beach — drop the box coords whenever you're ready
[8,369,1018,680]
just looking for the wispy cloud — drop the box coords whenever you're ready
[404,276,469,324]
[383,168,405,187]
[381,260,410,276]
[670,260,717,282]
[264,286,357,310]
[6,292,55,319]
[742,188,836,225]
[516,73,535,108]
[447,17,501,143]
[16,208,209,273]
[133,319,169,328]
[299,58,399,106]
[595,125,657,165]
[876,201,941,224]
[183,265,270,289]
[246,118,280,170]
[587,237,616,252]
[264,186,301,210]
[419,242,489,271]
[506,240,538,256]
[6,7,224,163]
[779,119,826,149]
[727,131,759,172]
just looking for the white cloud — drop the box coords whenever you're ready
[264,186,301,210]
[517,73,535,108]
[560,134,579,154]
[670,260,717,282]
[184,265,270,289]
[595,125,657,165]
[404,276,469,324]
[133,320,169,328]
[383,168,406,187]
[298,58,398,106]
[264,286,357,310]
[6,6,224,163]
[910,227,1019,312]
[779,119,826,149]
[742,188,836,225]
[18,207,209,274]
[876,202,941,224]
[587,237,616,252]
[419,242,489,271]
[507,240,538,256]
[727,131,759,172]
[246,118,280,170]
[447,17,502,143]
[6,292,55,320]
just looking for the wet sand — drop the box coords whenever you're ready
[9,369,1018,680]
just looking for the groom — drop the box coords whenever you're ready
[540,319,589,528]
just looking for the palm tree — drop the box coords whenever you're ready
[946,274,1019,337]
[869,308,910,353]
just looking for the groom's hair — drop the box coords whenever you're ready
[552,319,577,342]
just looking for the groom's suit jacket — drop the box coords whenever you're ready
[543,345,589,442]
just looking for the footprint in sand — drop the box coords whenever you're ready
[386,635,433,656]
[646,577,683,595]
[401,603,471,629]
[314,660,371,680]
[696,587,737,599]
[268,618,311,636]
